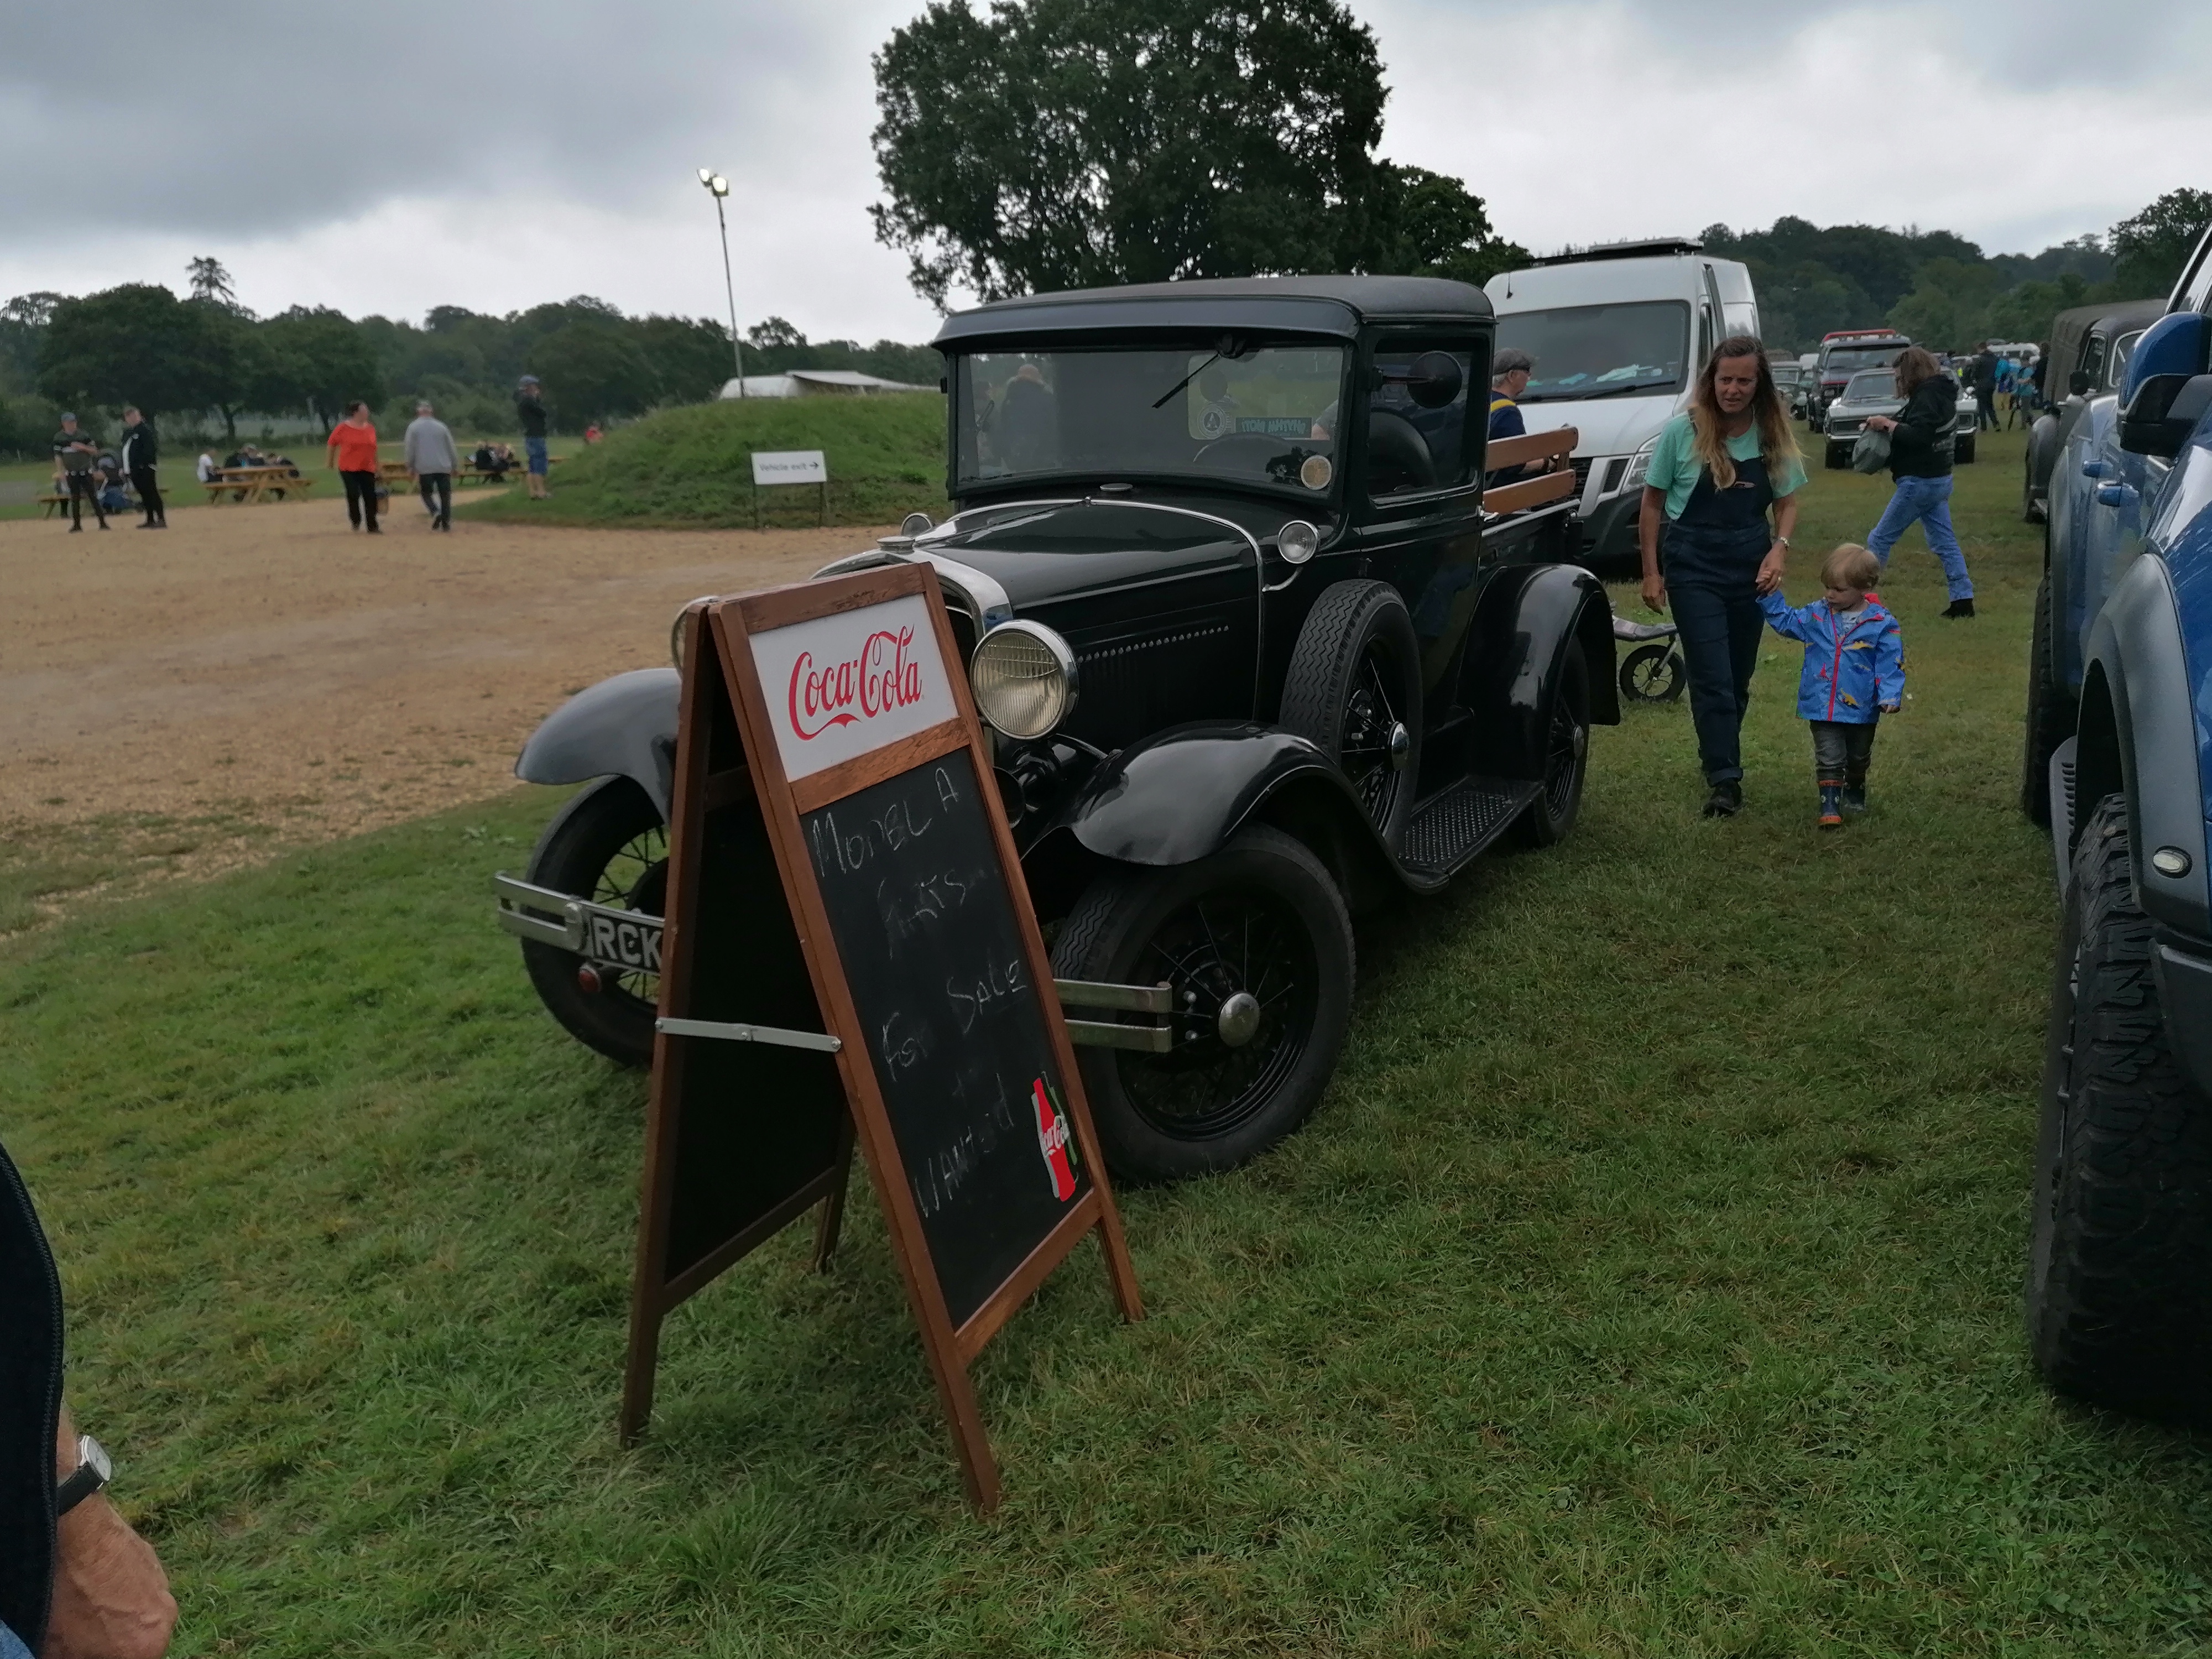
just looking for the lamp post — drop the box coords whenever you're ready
[698,167,744,398]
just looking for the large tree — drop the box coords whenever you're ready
[872,0,1509,305]
[534,322,658,428]
[2109,188,2212,299]
[38,284,215,416]
[255,306,385,432]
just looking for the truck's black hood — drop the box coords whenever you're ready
[917,497,1261,615]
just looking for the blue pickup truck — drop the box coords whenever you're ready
[2025,223,2212,1421]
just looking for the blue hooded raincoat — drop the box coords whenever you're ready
[1757,591,1905,723]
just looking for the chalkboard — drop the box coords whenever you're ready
[801,749,1089,1327]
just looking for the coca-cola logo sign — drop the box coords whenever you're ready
[750,593,956,780]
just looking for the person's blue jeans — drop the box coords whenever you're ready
[525,436,549,476]
[1869,474,1973,599]
[1671,578,1766,785]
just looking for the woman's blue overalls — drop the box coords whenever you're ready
[1665,450,1774,786]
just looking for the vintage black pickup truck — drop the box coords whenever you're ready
[495,274,1613,1181]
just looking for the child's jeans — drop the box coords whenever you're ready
[1811,718,1877,784]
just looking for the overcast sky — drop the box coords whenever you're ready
[4,0,2207,343]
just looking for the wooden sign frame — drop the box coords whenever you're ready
[623,562,1142,1511]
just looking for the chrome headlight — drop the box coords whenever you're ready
[969,620,1078,740]
[671,594,721,669]
[1276,519,1319,564]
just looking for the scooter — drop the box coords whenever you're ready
[1612,613,1684,704]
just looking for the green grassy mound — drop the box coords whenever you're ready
[465,394,950,530]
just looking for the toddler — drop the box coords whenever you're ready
[1757,543,1904,828]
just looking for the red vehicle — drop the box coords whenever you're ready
[1808,329,1911,431]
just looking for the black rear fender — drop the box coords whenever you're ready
[1459,563,1618,780]
[513,667,680,821]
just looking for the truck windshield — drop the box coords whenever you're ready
[1494,301,1688,403]
[1845,371,1897,401]
[953,345,1347,496]
[1823,345,1906,374]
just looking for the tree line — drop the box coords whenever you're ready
[1704,189,2212,353]
[0,268,944,457]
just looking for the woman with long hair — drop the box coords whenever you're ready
[1863,345,1973,617]
[1637,336,1807,816]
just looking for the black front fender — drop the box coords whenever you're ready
[1055,722,1349,865]
[514,667,680,821]
[1461,562,1618,780]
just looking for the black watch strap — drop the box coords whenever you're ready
[55,1435,109,1517]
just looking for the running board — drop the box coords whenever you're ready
[1399,776,1541,880]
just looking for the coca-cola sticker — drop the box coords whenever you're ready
[748,593,958,780]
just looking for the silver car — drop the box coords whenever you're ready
[1820,368,1978,469]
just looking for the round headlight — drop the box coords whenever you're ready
[969,621,1078,740]
[1277,519,1319,564]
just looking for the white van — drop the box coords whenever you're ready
[1485,239,1760,573]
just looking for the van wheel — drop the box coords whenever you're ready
[2021,568,2073,828]
[1050,827,1354,1183]
[1279,580,1422,853]
[518,776,666,1068]
[2030,796,2212,1422]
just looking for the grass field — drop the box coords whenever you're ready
[463,394,950,531]
[14,426,2212,1656]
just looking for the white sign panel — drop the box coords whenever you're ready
[748,593,956,780]
[751,449,828,486]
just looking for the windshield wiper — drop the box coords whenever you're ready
[1526,377,1674,403]
[1151,351,1221,410]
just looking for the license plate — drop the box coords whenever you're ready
[578,906,663,974]
[494,873,664,973]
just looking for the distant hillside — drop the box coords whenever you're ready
[464,393,949,529]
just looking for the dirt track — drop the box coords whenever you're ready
[0,498,890,858]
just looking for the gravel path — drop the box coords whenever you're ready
[1,499,888,858]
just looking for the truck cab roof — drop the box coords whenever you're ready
[933,275,1493,347]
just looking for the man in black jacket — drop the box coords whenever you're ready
[515,374,551,500]
[1970,346,1999,431]
[51,415,107,533]
[119,408,164,529]
[1,1140,175,1656]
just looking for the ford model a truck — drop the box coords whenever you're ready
[2026,224,2212,1420]
[495,275,1611,1183]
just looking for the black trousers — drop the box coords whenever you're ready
[418,472,452,526]
[1670,579,1765,785]
[341,469,380,530]
[64,471,106,528]
[1976,394,1997,431]
[130,467,164,523]
[1811,718,1879,784]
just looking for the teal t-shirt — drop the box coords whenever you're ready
[1644,411,1807,519]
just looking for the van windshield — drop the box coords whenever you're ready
[1495,301,1689,403]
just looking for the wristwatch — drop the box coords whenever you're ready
[1773,536,1791,549]
[55,1434,111,1517]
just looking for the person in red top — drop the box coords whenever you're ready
[325,402,382,533]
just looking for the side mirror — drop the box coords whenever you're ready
[2119,373,2212,459]
[2069,371,2092,397]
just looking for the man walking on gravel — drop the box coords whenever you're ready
[515,374,551,499]
[119,406,165,529]
[51,414,107,533]
[404,399,459,531]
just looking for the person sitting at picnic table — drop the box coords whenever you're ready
[196,451,218,484]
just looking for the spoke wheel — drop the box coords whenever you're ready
[1051,826,1355,1183]
[1514,640,1591,848]
[519,776,668,1067]
[1337,645,1411,831]
[1618,640,1684,704]
[1280,580,1422,852]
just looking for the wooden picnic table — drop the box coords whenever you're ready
[205,466,314,505]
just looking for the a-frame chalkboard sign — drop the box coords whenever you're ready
[622,562,1143,1511]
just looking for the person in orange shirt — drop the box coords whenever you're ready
[325,401,382,533]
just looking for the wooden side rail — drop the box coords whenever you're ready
[1481,471,1576,515]
[1484,425,1578,472]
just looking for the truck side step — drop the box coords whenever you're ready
[1399,776,1541,880]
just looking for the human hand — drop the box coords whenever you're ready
[46,1407,178,1659]
[1879,701,1900,714]
[1640,571,1667,613]
[1866,415,1896,432]
[1755,545,1787,595]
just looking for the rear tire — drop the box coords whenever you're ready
[2028,795,2212,1423]
[1957,435,1978,465]
[1825,443,1850,470]
[1050,826,1354,1183]
[1279,580,1422,853]
[519,776,667,1068]
[1512,641,1592,847]
[2021,567,2073,828]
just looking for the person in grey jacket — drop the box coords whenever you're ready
[403,400,460,531]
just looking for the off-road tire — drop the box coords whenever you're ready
[2027,794,2212,1422]
[1825,443,1851,470]
[1279,580,1422,853]
[1513,641,1592,847]
[519,775,667,1068]
[1050,826,1354,1183]
[1957,434,1978,465]
[2021,567,2074,828]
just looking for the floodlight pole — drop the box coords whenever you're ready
[701,169,745,397]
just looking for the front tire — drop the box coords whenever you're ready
[2021,568,2073,828]
[1618,640,1684,704]
[1825,443,1850,470]
[1956,434,1978,465]
[1050,826,1355,1183]
[518,776,667,1067]
[1279,580,1422,853]
[2027,795,2212,1422]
